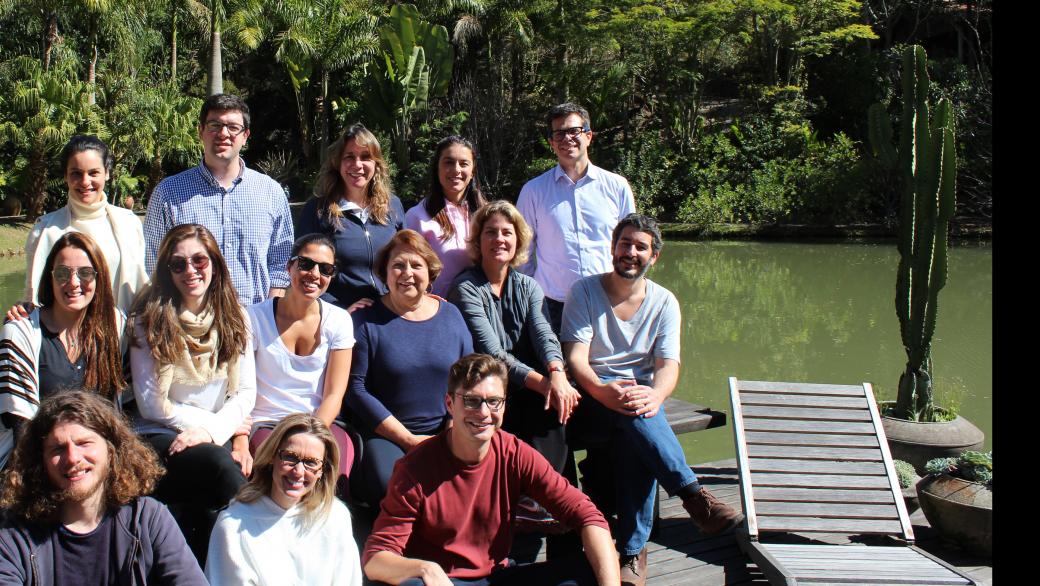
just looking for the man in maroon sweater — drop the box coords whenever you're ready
[363,353,619,586]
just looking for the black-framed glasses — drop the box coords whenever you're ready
[52,266,98,284]
[167,254,211,274]
[277,449,324,472]
[291,255,336,277]
[550,126,590,141]
[455,394,506,412]
[203,121,247,137]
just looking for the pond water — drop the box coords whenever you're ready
[0,240,992,464]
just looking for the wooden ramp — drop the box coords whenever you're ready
[727,378,982,586]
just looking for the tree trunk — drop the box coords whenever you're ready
[43,12,58,71]
[317,71,330,160]
[88,37,98,105]
[208,5,223,96]
[146,155,165,205]
[171,12,178,82]
[26,144,49,221]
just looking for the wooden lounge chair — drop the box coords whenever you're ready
[728,377,981,585]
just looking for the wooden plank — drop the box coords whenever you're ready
[750,472,891,489]
[662,397,727,434]
[748,457,889,476]
[737,380,866,396]
[741,405,873,421]
[739,392,868,409]
[746,431,878,448]
[743,418,877,434]
[755,502,900,519]
[863,382,917,543]
[729,377,761,540]
[745,445,883,462]
[753,487,895,504]
[788,569,970,584]
[756,516,904,534]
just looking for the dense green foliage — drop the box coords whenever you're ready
[0,1,991,224]
[925,450,991,485]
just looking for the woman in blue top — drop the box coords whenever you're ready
[345,230,472,507]
[298,123,404,311]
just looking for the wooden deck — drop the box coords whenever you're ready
[526,459,992,585]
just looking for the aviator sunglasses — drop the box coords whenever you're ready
[291,255,337,277]
[167,254,211,274]
[52,265,98,284]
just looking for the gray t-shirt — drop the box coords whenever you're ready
[560,275,681,385]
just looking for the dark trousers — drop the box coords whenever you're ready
[353,434,406,508]
[145,433,246,565]
[396,555,598,586]
[503,386,568,474]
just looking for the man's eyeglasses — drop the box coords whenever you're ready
[203,121,247,137]
[277,450,324,472]
[291,255,337,277]
[167,254,211,274]
[52,266,98,284]
[455,394,506,412]
[550,126,590,141]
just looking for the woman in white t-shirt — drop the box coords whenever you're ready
[247,233,356,496]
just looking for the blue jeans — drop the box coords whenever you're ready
[396,555,597,585]
[578,392,698,555]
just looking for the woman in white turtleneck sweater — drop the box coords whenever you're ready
[24,134,148,314]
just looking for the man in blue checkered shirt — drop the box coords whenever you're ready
[144,94,294,305]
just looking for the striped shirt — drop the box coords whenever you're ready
[144,160,294,305]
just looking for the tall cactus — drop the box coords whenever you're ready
[868,45,957,421]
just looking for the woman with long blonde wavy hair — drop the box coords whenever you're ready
[298,123,404,311]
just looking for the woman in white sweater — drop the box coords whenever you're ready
[129,223,255,563]
[206,413,362,586]
[24,135,147,314]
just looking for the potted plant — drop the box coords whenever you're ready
[893,459,921,516]
[867,44,983,472]
[917,451,992,558]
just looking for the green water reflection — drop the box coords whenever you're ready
[0,241,992,464]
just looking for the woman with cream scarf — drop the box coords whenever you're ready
[23,135,147,314]
[129,223,255,565]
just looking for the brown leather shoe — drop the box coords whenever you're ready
[619,547,647,586]
[681,486,745,535]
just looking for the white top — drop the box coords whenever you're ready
[560,275,681,385]
[404,198,473,297]
[130,316,257,445]
[516,163,636,301]
[206,495,362,586]
[248,298,355,428]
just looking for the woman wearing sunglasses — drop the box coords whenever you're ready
[345,230,472,508]
[23,135,147,314]
[129,223,255,563]
[0,232,125,468]
[299,123,404,311]
[246,233,356,497]
[206,414,362,586]
[404,135,487,297]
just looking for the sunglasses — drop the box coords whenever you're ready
[277,449,324,472]
[52,265,98,284]
[167,254,211,274]
[455,394,506,412]
[292,255,336,277]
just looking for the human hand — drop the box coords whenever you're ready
[5,303,30,323]
[231,435,253,476]
[233,416,252,438]
[622,384,665,418]
[418,561,453,586]
[598,379,638,415]
[544,371,581,424]
[347,298,374,313]
[168,427,213,455]
[404,433,432,452]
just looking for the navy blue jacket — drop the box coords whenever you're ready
[0,496,207,586]
[297,196,405,309]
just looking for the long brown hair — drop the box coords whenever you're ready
[0,390,164,523]
[130,224,247,365]
[314,123,393,227]
[238,414,340,524]
[423,135,486,241]
[38,232,123,399]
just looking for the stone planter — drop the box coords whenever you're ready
[880,403,985,474]
[917,474,992,558]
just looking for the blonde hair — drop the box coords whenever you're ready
[467,200,532,267]
[314,123,394,227]
[237,414,340,524]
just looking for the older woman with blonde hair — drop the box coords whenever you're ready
[447,200,581,525]
[298,123,404,310]
[345,229,472,507]
[206,414,362,586]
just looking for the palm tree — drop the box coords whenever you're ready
[207,0,226,95]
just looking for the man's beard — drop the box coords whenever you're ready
[613,257,650,280]
[55,465,109,506]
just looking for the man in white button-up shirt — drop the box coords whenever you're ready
[517,103,636,332]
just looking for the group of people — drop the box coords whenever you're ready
[0,94,743,586]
